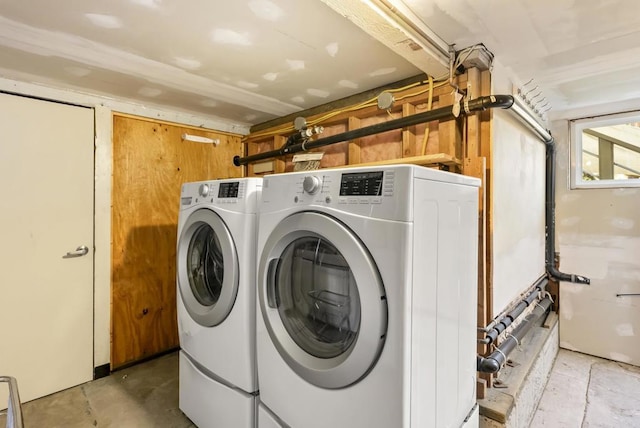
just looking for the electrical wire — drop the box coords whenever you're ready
[243,76,448,142]
[420,75,434,155]
[243,45,489,144]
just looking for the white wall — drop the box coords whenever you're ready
[552,118,640,366]
[490,61,547,317]
[491,110,546,317]
[0,77,248,368]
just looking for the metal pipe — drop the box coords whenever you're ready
[234,103,458,166]
[543,138,590,285]
[233,95,514,166]
[480,276,547,345]
[477,297,552,373]
[0,376,24,428]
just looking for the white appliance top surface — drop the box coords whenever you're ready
[268,164,480,187]
[180,177,262,213]
[260,164,479,222]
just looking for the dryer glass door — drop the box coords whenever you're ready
[259,212,387,389]
[178,208,239,327]
[277,236,361,359]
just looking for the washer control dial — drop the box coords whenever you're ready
[303,175,322,195]
[199,184,210,197]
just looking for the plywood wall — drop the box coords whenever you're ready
[111,114,243,369]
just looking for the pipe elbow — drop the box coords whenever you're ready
[466,95,514,112]
[492,94,515,109]
[477,356,501,373]
[547,265,591,285]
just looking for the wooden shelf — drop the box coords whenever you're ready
[348,153,461,168]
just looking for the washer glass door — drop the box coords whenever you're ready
[178,208,239,327]
[259,212,387,389]
[277,236,361,359]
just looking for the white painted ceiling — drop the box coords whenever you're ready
[1,0,639,128]
[404,0,640,116]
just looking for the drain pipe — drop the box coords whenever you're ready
[477,297,553,373]
[544,138,590,284]
[479,276,547,345]
[506,97,590,285]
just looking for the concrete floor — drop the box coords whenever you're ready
[0,352,195,428]
[2,348,639,427]
[531,349,640,427]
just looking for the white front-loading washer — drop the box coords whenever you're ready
[177,177,261,428]
[256,165,480,428]
[258,402,289,428]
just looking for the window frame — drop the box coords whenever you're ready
[570,110,640,189]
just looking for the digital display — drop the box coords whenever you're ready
[339,171,383,196]
[218,182,239,198]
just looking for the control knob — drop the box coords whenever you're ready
[302,175,322,195]
[199,184,210,197]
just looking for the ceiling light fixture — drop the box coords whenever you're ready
[363,0,450,60]
[319,0,450,77]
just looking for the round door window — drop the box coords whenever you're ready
[177,208,239,327]
[275,237,361,359]
[259,212,387,389]
[187,224,224,306]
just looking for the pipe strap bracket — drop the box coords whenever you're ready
[506,333,520,350]
[491,346,508,368]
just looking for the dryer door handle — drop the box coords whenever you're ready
[266,258,279,308]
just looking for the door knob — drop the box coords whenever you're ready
[63,245,89,259]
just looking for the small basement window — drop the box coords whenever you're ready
[571,111,640,188]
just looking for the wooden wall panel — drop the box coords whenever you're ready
[111,114,243,369]
[358,112,403,163]
[402,103,417,157]
[317,123,348,168]
[348,117,362,165]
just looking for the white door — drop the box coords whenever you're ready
[0,92,94,403]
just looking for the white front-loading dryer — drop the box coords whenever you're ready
[256,165,480,428]
[177,177,261,428]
